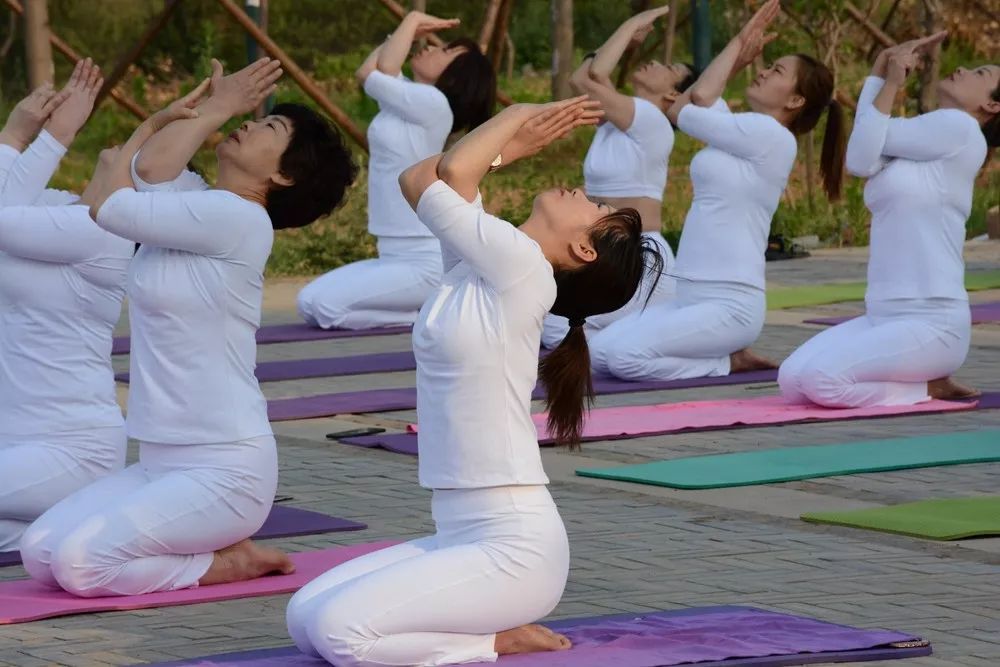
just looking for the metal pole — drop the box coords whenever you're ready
[690,0,710,73]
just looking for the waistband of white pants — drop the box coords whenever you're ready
[432,485,555,513]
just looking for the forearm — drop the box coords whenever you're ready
[872,78,900,116]
[0,129,29,153]
[0,131,66,206]
[589,20,639,81]
[133,100,230,184]
[438,105,536,200]
[356,43,384,84]
[90,118,161,219]
[688,37,742,107]
[378,18,418,76]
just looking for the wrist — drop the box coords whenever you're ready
[0,129,28,152]
[42,123,75,149]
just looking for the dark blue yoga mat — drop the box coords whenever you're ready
[0,505,364,568]
[134,605,931,666]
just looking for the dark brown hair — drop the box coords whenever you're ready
[790,54,846,201]
[435,38,496,134]
[984,76,1000,149]
[538,209,665,448]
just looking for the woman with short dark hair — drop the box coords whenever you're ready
[297,11,496,331]
[21,58,358,597]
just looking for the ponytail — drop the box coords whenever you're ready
[820,99,846,200]
[983,80,1000,150]
[538,323,593,449]
[538,209,665,449]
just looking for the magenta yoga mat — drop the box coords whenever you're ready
[341,394,991,456]
[804,302,1000,327]
[0,506,365,569]
[266,369,780,421]
[0,541,398,624]
[135,605,931,667]
[111,323,412,355]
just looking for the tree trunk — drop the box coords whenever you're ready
[551,0,573,100]
[488,0,514,73]
[412,0,426,48]
[663,0,681,63]
[23,0,52,88]
[918,0,942,112]
[478,0,503,53]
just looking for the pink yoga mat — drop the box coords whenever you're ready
[0,541,397,624]
[408,396,977,445]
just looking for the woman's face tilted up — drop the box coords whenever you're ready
[938,65,1000,121]
[216,114,294,189]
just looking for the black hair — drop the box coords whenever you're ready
[434,38,496,134]
[265,103,358,230]
[538,209,665,448]
[984,75,1000,149]
[677,62,698,93]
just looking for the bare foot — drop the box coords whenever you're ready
[198,539,295,586]
[928,377,981,401]
[495,624,572,656]
[729,348,779,374]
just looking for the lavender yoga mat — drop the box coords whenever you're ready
[111,323,412,355]
[0,506,365,569]
[341,393,992,456]
[804,301,1000,327]
[0,541,397,624]
[267,370,780,421]
[136,605,931,667]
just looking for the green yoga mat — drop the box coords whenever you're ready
[766,270,1000,309]
[802,496,1000,540]
[576,430,1000,490]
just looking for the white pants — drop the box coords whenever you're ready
[541,231,677,349]
[286,486,569,667]
[779,298,971,408]
[297,236,443,330]
[590,279,766,381]
[20,434,277,597]
[0,426,126,553]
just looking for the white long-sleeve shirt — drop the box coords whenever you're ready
[412,180,552,489]
[846,77,987,303]
[93,160,273,444]
[0,204,131,437]
[583,97,674,201]
[0,131,79,207]
[673,101,797,289]
[364,71,452,238]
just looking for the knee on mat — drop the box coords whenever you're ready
[48,528,120,597]
[306,601,378,666]
[602,347,647,381]
[776,364,804,401]
[19,523,61,588]
[796,367,853,408]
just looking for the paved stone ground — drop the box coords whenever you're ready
[3,246,1000,667]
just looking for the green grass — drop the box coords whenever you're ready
[767,270,1000,309]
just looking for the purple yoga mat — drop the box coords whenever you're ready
[340,392,996,456]
[136,605,931,667]
[805,301,1000,327]
[267,370,779,422]
[111,323,412,355]
[0,505,364,568]
[117,351,418,384]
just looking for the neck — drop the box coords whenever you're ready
[635,89,668,115]
[413,71,434,85]
[519,214,566,271]
[216,167,268,208]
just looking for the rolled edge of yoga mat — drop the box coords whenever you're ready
[801,496,1000,541]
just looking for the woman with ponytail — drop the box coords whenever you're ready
[285,98,663,667]
[590,0,845,383]
[780,33,998,407]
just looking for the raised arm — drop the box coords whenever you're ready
[377,11,459,77]
[132,58,281,185]
[574,6,670,131]
[667,0,779,125]
[0,204,110,263]
[355,42,384,86]
[43,58,103,149]
[0,84,67,154]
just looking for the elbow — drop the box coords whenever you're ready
[689,88,712,108]
[844,151,877,178]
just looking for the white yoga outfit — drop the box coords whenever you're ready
[779,77,985,408]
[297,72,451,329]
[590,100,797,381]
[20,159,277,596]
[0,134,131,553]
[542,98,677,348]
[287,181,569,667]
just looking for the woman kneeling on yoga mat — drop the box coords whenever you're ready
[284,99,664,666]
[589,0,846,383]
[0,61,134,554]
[20,58,357,597]
[779,34,998,407]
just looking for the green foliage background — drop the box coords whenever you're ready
[0,0,996,276]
